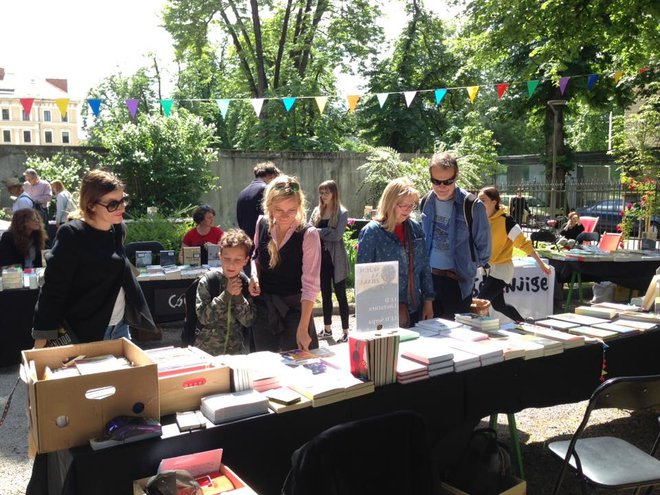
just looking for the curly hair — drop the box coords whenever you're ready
[220,228,253,256]
[9,208,47,258]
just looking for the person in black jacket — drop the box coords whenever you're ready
[32,170,156,347]
[0,208,47,269]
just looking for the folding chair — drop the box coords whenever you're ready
[598,232,622,252]
[579,216,599,233]
[548,374,660,495]
[575,231,600,246]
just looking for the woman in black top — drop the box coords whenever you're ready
[32,170,156,347]
[0,208,47,269]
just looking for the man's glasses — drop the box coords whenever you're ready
[397,202,418,211]
[274,181,300,193]
[430,175,457,187]
[96,194,129,212]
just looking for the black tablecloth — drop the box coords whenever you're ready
[549,258,660,291]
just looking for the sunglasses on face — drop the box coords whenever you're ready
[274,181,300,193]
[96,194,129,212]
[430,175,457,187]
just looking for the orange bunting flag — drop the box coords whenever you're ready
[403,91,417,107]
[614,71,624,84]
[346,95,360,113]
[20,98,35,117]
[496,83,509,100]
[251,98,265,117]
[55,98,69,118]
[314,96,328,115]
[466,86,479,103]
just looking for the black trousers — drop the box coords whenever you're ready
[432,274,472,320]
[320,250,349,329]
[477,275,524,322]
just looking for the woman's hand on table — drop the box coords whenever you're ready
[421,300,434,320]
[296,325,311,351]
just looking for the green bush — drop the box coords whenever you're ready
[124,213,193,255]
[343,225,359,289]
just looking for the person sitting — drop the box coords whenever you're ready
[0,208,48,269]
[50,180,76,227]
[557,211,585,248]
[181,204,224,264]
[195,229,257,356]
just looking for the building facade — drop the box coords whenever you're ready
[0,67,80,146]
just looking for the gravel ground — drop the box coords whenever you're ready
[2,317,658,495]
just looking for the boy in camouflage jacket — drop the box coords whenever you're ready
[195,229,257,355]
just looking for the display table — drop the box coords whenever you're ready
[30,330,660,495]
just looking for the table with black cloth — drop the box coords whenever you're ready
[29,330,660,495]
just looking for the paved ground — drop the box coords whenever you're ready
[1,316,658,494]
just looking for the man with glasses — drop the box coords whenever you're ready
[420,153,491,319]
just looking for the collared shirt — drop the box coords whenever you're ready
[24,179,52,207]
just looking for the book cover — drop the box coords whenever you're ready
[354,261,399,331]
[207,244,221,267]
[135,250,153,268]
[348,334,371,380]
[183,246,202,266]
[160,250,176,267]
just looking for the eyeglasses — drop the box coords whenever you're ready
[96,194,129,212]
[397,202,418,211]
[274,181,300,193]
[430,175,457,187]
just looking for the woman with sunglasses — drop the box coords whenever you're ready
[309,180,350,343]
[249,175,321,352]
[357,177,434,328]
[32,169,156,347]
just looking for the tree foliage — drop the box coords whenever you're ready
[24,152,91,195]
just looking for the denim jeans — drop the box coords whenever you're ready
[104,319,131,340]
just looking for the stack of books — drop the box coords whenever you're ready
[395,355,429,384]
[568,326,618,339]
[399,338,455,377]
[414,318,463,335]
[287,363,374,407]
[547,312,611,327]
[2,266,23,289]
[516,323,586,349]
[440,337,505,367]
[348,331,399,387]
[454,313,500,331]
[619,311,660,325]
[200,390,269,424]
[574,305,619,319]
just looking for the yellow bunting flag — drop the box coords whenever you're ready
[314,96,328,115]
[466,86,479,103]
[614,71,624,84]
[55,98,69,118]
[346,95,360,113]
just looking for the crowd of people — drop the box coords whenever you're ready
[1,152,553,356]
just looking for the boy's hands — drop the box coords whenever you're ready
[226,276,243,296]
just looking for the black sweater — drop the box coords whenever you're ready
[32,220,154,343]
[0,230,43,269]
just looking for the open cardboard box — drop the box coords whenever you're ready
[440,477,526,495]
[159,364,231,416]
[22,338,159,454]
[133,448,257,494]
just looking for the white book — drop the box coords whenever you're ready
[200,390,268,424]
[615,319,658,331]
[592,322,640,334]
[400,338,454,365]
[569,326,617,339]
[547,312,610,326]
[534,318,580,330]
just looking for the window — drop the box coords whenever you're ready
[61,113,68,122]
[1,109,8,120]
[61,131,70,144]
[44,130,53,143]
[2,130,10,143]
[43,110,51,122]
[23,130,31,143]
[22,110,29,121]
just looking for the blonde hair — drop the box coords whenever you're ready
[311,180,342,228]
[263,175,307,268]
[376,177,420,232]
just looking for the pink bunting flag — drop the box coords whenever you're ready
[125,99,139,118]
[559,76,571,95]
[20,98,34,117]
[496,83,509,100]
[346,95,360,113]
[466,86,479,103]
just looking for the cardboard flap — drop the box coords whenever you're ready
[159,448,223,478]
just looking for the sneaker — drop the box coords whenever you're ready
[336,333,349,343]
[318,329,333,339]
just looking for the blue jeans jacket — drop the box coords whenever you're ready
[356,219,434,311]
[420,187,491,299]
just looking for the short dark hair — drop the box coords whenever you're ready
[220,228,253,256]
[192,204,216,224]
[253,161,281,179]
[479,186,501,210]
[429,152,459,174]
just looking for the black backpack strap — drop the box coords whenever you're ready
[419,191,432,212]
[463,193,477,263]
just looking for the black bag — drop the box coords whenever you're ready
[447,428,512,495]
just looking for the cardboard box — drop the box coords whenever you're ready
[22,338,159,454]
[133,448,257,494]
[440,477,526,495]
[159,365,231,416]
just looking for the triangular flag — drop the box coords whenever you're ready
[55,98,69,118]
[346,95,360,113]
[466,86,479,103]
[434,89,447,105]
[559,76,571,95]
[496,83,509,100]
[160,99,173,117]
[216,99,230,118]
[639,67,649,74]
[527,80,539,97]
[403,91,417,107]
[282,97,296,112]
[314,96,328,115]
[87,98,102,117]
[614,71,624,84]
[376,93,389,108]
[20,98,34,117]
[125,99,139,118]
[251,98,264,116]
[587,74,599,91]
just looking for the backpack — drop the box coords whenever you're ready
[420,191,478,262]
[181,271,222,345]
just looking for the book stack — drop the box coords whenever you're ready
[574,305,619,320]
[160,250,176,267]
[455,313,500,331]
[263,387,311,414]
[618,311,660,325]
[399,337,455,377]
[163,265,183,280]
[568,326,617,340]
[395,355,429,384]
[414,318,463,336]
[217,354,253,392]
[491,329,558,359]
[135,251,153,268]
[480,337,526,361]
[547,312,611,327]
[516,323,586,349]
[592,321,640,335]
[200,390,269,424]
[615,319,658,331]
[288,364,374,407]
[440,337,505,366]
[145,346,214,378]
[348,331,400,386]
[2,266,23,289]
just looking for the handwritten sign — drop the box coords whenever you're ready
[355,261,399,331]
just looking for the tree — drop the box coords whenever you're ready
[93,110,219,215]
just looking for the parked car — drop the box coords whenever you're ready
[576,199,660,234]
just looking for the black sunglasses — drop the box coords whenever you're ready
[430,175,457,187]
[274,181,300,193]
[96,194,129,212]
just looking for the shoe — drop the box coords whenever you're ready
[318,329,333,339]
[336,333,349,343]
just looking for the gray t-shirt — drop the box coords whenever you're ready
[429,197,454,269]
